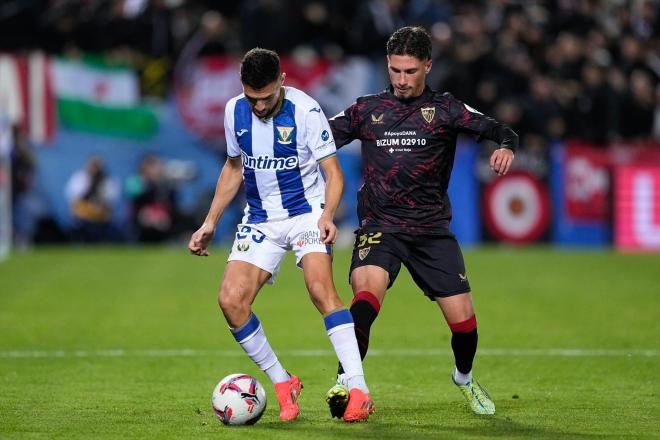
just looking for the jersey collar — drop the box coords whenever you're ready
[387,85,432,105]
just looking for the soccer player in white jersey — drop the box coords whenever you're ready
[188,48,374,423]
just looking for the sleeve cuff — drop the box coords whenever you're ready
[316,152,337,163]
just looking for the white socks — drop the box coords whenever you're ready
[325,309,369,393]
[230,313,289,384]
[231,309,371,392]
[453,367,472,385]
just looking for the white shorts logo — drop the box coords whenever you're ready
[297,230,322,248]
[228,210,330,284]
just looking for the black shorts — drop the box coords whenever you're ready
[349,231,471,299]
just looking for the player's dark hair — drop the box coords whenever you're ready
[240,48,281,89]
[386,26,432,61]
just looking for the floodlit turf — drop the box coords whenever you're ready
[1,246,659,439]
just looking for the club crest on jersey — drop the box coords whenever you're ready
[358,247,371,260]
[421,107,435,124]
[236,242,250,252]
[276,126,294,144]
[371,113,384,124]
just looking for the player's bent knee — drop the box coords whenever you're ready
[350,266,389,295]
[218,281,249,316]
[305,279,327,297]
[437,291,475,323]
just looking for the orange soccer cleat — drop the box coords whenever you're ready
[273,374,303,421]
[343,388,375,423]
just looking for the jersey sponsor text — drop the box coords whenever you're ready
[241,152,299,170]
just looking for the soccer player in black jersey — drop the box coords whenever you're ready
[325,26,517,418]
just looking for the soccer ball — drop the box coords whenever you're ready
[211,373,267,425]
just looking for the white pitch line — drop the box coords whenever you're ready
[0,348,658,359]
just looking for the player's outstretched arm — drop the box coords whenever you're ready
[318,156,344,244]
[490,148,515,176]
[188,157,243,256]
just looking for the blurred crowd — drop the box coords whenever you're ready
[2,0,660,247]
[10,142,194,246]
[2,0,660,148]
[63,153,193,243]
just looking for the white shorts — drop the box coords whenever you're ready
[227,210,332,284]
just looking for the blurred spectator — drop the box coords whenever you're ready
[65,156,120,242]
[196,10,232,56]
[125,154,181,242]
[0,0,42,51]
[523,74,566,142]
[134,0,177,98]
[10,128,38,248]
[620,69,656,139]
[240,0,299,53]
[571,61,619,144]
[427,22,454,94]
[494,98,525,141]
[619,34,650,77]
[135,0,175,58]
[550,31,585,82]
[631,0,660,41]
[296,1,335,56]
[346,0,407,57]
[176,9,237,66]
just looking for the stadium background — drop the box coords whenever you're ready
[1,0,659,253]
[1,1,660,438]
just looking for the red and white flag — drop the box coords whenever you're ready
[0,52,56,144]
[173,55,332,141]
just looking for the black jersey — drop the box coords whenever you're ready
[330,86,518,234]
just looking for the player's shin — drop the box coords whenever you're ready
[230,313,290,383]
[324,308,369,393]
[449,314,478,384]
[337,291,381,375]
[449,314,494,415]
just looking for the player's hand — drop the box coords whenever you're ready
[188,223,216,256]
[490,148,514,176]
[318,213,337,245]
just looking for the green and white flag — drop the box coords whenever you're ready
[51,57,157,138]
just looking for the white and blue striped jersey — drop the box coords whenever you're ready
[224,86,336,223]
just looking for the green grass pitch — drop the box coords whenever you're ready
[1,246,659,439]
